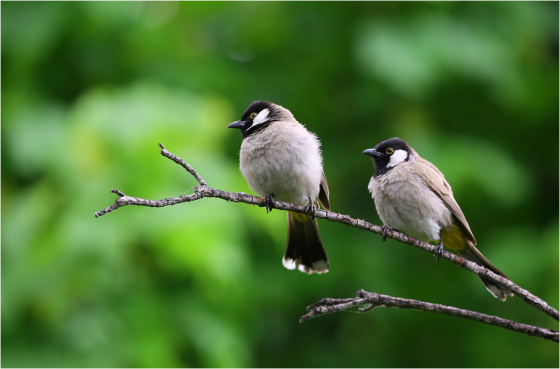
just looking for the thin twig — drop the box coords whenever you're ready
[159,143,207,187]
[299,290,559,343]
[94,143,559,335]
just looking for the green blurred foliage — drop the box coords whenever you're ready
[2,2,558,367]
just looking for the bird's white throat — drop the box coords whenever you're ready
[387,149,408,167]
[253,108,270,125]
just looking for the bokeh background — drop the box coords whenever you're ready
[2,2,559,367]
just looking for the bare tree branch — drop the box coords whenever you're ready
[94,143,559,340]
[300,290,559,343]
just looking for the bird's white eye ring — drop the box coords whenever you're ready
[386,147,394,155]
[250,112,257,119]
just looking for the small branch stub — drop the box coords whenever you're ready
[112,189,125,197]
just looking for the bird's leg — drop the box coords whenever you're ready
[264,195,275,214]
[305,197,317,220]
[434,232,444,262]
[381,225,394,242]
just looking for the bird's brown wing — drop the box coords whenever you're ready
[412,157,476,244]
[318,170,330,211]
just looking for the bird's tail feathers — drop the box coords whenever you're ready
[458,243,513,302]
[284,212,329,274]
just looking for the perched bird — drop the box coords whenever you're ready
[228,101,330,274]
[363,137,513,301]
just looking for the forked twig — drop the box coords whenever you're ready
[300,290,558,343]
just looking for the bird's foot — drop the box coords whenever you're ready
[381,225,393,242]
[433,239,444,262]
[264,195,275,214]
[305,197,317,220]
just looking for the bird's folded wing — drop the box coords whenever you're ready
[318,170,330,211]
[413,157,476,244]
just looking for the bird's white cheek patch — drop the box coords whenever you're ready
[387,149,408,167]
[253,108,270,125]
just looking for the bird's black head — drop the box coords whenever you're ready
[227,100,284,138]
[363,137,413,177]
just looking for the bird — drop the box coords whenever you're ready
[363,137,513,301]
[227,100,330,274]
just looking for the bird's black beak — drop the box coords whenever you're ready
[363,148,382,157]
[227,120,245,129]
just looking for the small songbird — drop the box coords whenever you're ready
[363,137,513,301]
[228,101,330,274]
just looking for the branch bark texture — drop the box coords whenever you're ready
[94,143,559,342]
[301,290,559,343]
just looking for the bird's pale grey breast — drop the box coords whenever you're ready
[240,121,323,205]
[369,162,453,242]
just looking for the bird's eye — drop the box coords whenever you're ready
[250,112,257,119]
[386,147,394,155]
